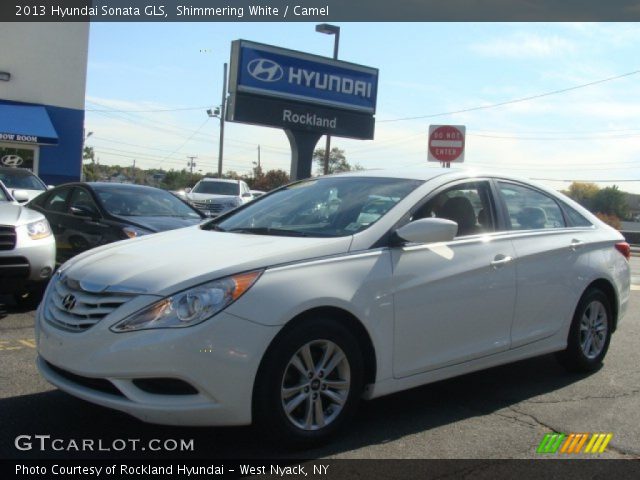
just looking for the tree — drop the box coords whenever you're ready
[313,147,357,175]
[566,182,599,211]
[592,185,629,220]
[253,169,290,191]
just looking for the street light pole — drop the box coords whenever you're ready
[315,24,340,176]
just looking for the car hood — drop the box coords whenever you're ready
[186,192,238,202]
[62,226,353,296]
[114,215,203,232]
[0,202,44,226]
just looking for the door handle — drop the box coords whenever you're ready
[490,254,513,269]
[570,239,585,251]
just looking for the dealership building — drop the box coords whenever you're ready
[0,23,89,185]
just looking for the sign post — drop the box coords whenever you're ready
[227,40,378,180]
[428,125,466,168]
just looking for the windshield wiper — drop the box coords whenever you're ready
[226,227,312,237]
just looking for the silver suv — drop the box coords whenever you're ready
[0,167,48,203]
[0,181,55,306]
[185,178,253,217]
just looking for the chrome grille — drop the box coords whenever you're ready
[191,201,225,213]
[44,277,135,332]
[0,226,16,251]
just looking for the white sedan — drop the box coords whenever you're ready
[35,169,630,445]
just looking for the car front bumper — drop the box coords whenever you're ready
[0,233,55,291]
[36,306,279,426]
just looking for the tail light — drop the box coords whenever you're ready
[615,242,631,260]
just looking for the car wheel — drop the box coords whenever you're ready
[556,288,613,373]
[254,316,364,447]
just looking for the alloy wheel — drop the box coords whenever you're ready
[280,340,351,431]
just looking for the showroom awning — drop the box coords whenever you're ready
[0,104,59,145]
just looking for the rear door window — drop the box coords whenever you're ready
[497,182,566,230]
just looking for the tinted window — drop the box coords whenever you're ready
[413,181,495,236]
[498,182,565,230]
[43,187,73,213]
[193,181,240,196]
[94,186,201,218]
[69,188,101,216]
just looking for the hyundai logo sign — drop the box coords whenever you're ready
[247,58,284,82]
[231,40,378,114]
[1,155,23,167]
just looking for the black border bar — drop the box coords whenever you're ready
[3,1,640,22]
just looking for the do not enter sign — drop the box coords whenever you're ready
[428,125,466,163]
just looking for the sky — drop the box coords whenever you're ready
[85,22,640,192]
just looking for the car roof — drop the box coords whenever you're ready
[0,167,38,176]
[197,178,239,184]
[330,166,542,187]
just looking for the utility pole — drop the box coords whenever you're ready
[257,145,261,169]
[187,155,197,175]
[218,62,227,178]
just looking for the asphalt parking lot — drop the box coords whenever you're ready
[1,267,639,460]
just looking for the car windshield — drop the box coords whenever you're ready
[192,181,240,196]
[0,185,9,202]
[0,170,46,190]
[207,176,422,237]
[94,186,202,218]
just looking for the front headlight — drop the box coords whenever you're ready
[122,226,152,238]
[110,270,263,332]
[26,219,51,240]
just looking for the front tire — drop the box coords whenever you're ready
[556,288,613,373]
[253,316,364,447]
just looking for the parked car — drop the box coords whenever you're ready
[36,169,630,446]
[0,167,49,203]
[28,182,205,264]
[0,180,55,305]
[185,178,253,216]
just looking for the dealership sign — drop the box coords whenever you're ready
[0,132,56,145]
[229,40,378,114]
[428,125,466,163]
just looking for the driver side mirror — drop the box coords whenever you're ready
[242,192,252,198]
[184,187,191,193]
[394,218,458,244]
[12,189,29,203]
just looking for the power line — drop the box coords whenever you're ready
[378,68,640,123]
[86,105,211,113]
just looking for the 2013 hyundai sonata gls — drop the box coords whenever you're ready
[36,169,630,445]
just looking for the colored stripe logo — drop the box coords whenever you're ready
[537,433,613,454]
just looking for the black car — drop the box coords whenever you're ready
[28,182,205,264]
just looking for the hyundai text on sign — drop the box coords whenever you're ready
[428,125,466,163]
[229,40,379,114]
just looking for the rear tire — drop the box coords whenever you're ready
[556,288,612,373]
[253,316,364,447]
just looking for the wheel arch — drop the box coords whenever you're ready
[252,306,377,415]
[584,278,619,332]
